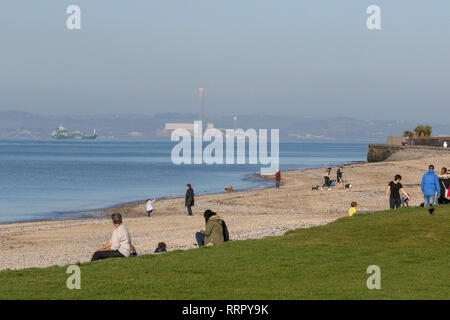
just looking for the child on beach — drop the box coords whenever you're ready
[348,202,357,216]
[154,242,167,253]
[146,198,156,217]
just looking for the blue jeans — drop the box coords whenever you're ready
[195,232,205,247]
[187,206,193,215]
[424,195,435,207]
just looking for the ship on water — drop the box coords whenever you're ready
[51,125,97,140]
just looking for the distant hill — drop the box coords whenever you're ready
[1,110,449,141]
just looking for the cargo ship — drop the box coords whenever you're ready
[51,125,97,140]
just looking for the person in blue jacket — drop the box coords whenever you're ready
[421,165,440,214]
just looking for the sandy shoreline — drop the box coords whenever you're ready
[1,153,449,271]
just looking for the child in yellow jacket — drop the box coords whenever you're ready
[348,202,357,216]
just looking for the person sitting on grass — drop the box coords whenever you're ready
[91,213,132,261]
[348,202,357,216]
[154,242,167,253]
[195,210,224,247]
[130,245,138,257]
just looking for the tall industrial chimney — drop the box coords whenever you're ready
[198,87,205,126]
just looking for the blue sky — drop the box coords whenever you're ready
[0,1,449,121]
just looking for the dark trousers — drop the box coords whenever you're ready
[389,198,401,210]
[196,232,205,247]
[91,250,124,261]
[323,177,330,187]
[276,179,280,188]
[187,206,193,216]
[147,210,152,217]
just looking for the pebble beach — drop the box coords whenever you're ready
[1,152,449,271]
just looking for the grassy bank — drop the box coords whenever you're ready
[0,206,449,299]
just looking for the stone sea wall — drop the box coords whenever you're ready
[367,144,450,162]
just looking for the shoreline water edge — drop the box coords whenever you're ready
[1,152,449,270]
[0,160,365,225]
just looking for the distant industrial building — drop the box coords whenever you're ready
[162,88,214,136]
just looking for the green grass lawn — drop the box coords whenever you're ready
[0,206,449,299]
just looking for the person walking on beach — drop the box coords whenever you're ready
[91,213,132,261]
[275,170,281,189]
[322,168,332,190]
[185,184,195,216]
[386,175,410,210]
[195,210,224,247]
[146,198,156,217]
[421,165,440,215]
[337,167,344,188]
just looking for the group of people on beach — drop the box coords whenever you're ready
[382,164,441,214]
[321,167,345,190]
[146,183,195,217]
[91,183,229,261]
[350,164,441,216]
[91,163,444,262]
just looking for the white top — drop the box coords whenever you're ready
[110,224,131,257]
[146,199,155,211]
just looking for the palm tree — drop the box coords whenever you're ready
[423,125,432,137]
[414,125,432,137]
[403,130,414,138]
[414,125,425,137]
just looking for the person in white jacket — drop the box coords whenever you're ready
[146,198,156,217]
[91,213,132,261]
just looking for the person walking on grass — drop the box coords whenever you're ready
[91,213,131,261]
[146,198,156,217]
[421,165,440,215]
[195,210,224,247]
[275,170,281,189]
[386,175,411,210]
[185,184,195,216]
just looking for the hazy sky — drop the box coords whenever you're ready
[0,1,449,121]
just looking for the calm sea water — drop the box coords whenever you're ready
[0,139,368,223]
